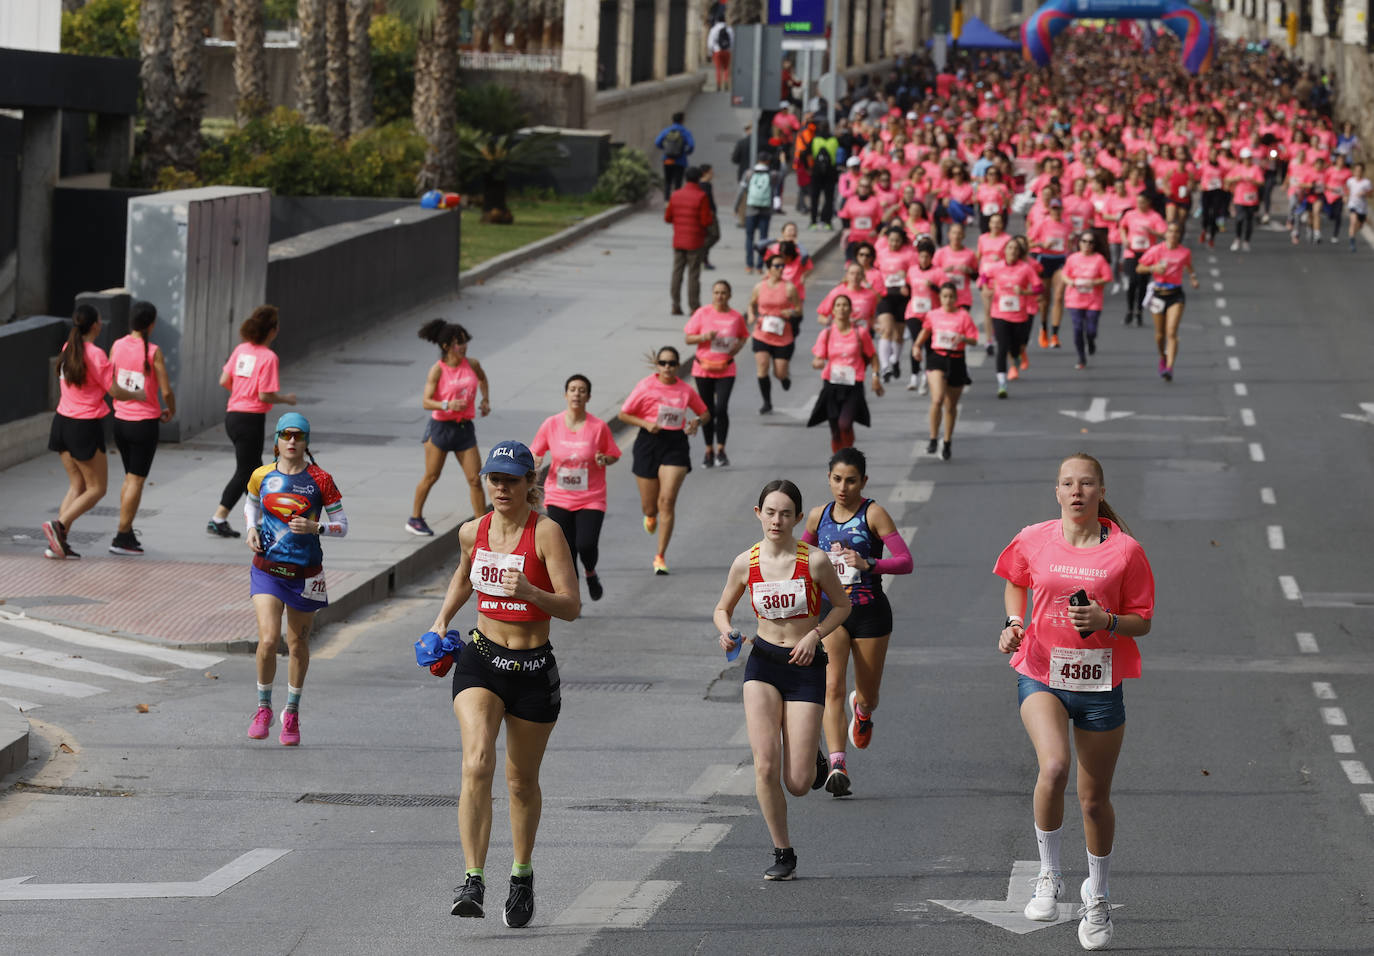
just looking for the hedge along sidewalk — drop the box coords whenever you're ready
[460,202,635,287]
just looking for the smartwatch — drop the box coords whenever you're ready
[1004,615,1023,629]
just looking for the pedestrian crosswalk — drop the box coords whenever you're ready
[0,608,223,710]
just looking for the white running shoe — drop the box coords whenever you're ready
[1077,879,1113,950]
[1024,871,1064,921]
[906,373,918,391]
[916,371,928,395]
[1109,281,1121,295]
[1230,239,1240,251]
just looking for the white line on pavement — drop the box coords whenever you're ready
[896,526,918,546]
[1234,383,1248,396]
[728,723,750,747]
[1210,267,1221,277]
[1249,442,1265,462]
[1219,314,1233,326]
[1213,282,1224,292]
[633,822,731,853]
[891,480,934,503]
[1241,409,1256,427]
[1224,335,1236,347]
[1216,297,1227,308]
[0,610,223,669]
[1260,487,1276,504]
[687,763,754,797]
[1312,682,1336,700]
[1322,707,1348,727]
[1361,794,1374,816]
[1278,575,1300,600]
[0,696,41,712]
[553,880,680,928]
[1332,735,1355,754]
[1208,255,1218,265]
[0,667,104,698]
[1267,526,1286,550]
[1339,760,1373,785]
[1295,632,1319,653]
[1228,356,1242,371]
[0,641,161,684]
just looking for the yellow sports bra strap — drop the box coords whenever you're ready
[795,542,809,570]
[749,543,761,567]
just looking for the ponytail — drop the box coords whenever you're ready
[59,304,100,387]
[130,301,157,373]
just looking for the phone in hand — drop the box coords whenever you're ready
[1069,589,1094,639]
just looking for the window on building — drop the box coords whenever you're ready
[667,0,687,75]
[631,0,654,84]
[597,0,618,90]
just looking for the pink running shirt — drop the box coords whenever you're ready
[222,342,281,414]
[530,413,621,512]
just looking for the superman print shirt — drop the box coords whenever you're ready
[246,463,343,570]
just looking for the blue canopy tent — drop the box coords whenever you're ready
[927,16,1022,50]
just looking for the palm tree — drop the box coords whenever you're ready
[726,0,763,25]
[297,0,328,125]
[458,126,560,222]
[139,0,176,177]
[232,0,269,124]
[325,0,350,137]
[539,0,562,51]
[346,0,374,134]
[169,0,212,170]
[395,0,460,191]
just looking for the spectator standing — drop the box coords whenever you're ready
[665,166,715,315]
[809,122,840,230]
[708,21,733,91]
[655,112,695,200]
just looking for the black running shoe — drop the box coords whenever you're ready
[926,438,938,454]
[779,377,791,391]
[812,748,827,790]
[586,573,603,601]
[702,449,715,468]
[765,847,797,881]
[714,449,730,467]
[60,542,81,559]
[109,531,143,555]
[941,440,952,461]
[503,874,535,928]
[825,766,852,797]
[759,403,773,414]
[206,519,241,538]
[451,874,485,917]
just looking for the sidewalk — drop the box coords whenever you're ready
[0,87,840,657]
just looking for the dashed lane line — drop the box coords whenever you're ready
[1295,632,1319,653]
[1322,707,1348,727]
[552,880,681,928]
[1267,526,1286,550]
[1279,575,1301,600]
[1339,761,1373,785]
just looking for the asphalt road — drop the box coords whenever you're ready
[1,219,1372,956]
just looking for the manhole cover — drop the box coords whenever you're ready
[296,792,457,808]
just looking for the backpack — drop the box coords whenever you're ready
[813,145,835,179]
[717,27,731,50]
[663,127,686,158]
[747,170,773,208]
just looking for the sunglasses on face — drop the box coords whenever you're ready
[657,359,679,367]
[278,430,306,441]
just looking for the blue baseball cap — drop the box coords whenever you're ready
[479,440,535,477]
[275,412,310,437]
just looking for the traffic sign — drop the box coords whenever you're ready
[768,0,826,35]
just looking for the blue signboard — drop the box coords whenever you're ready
[767,0,826,35]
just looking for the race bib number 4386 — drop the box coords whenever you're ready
[1048,646,1112,692]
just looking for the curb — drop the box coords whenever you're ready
[0,709,29,781]
[458,202,639,289]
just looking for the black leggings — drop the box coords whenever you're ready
[992,319,1032,374]
[695,375,735,447]
[1200,189,1227,239]
[1126,269,1149,316]
[220,411,265,510]
[546,505,605,574]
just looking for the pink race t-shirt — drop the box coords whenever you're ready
[817,283,878,324]
[222,342,281,414]
[986,260,1041,321]
[530,413,621,512]
[921,307,979,356]
[685,306,749,378]
[1062,252,1113,311]
[977,232,1012,278]
[432,359,480,421]
[993,518,1155,687]
[1138,243,1192,286]
[933,246,977,307]
[56,341,114,420]
[812,324,875,384]
[903,264,947,318]
[839,195,883,243]
[621,375,708,431]
[1120,209,1165,257]
[1230,164,1263,206]
[109,334,162,421]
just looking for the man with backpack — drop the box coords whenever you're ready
[742,155,778,274]
[708,21,733,91]
[809,121,840,230]
[655,112,695,201]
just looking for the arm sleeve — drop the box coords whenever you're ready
[801,528,819,546]
[319,503,348,537]
[243,492,262,529]
[872,532,913,575]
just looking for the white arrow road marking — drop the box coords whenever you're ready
[1059,398,1134,423]
[0,610,223,669]
[0,641,160,683]
[553,880,679,927]
[0,848,291,901]
[1339,402,1374,426]
[1130,414,1227,423]
[930,860,1119,934]
[1360,794,1374,816]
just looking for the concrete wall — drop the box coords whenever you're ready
[268,195,412,242]
[587,69,705,151]
[267,206,460,359]
[0,314,66,425]
[463,68,588,129]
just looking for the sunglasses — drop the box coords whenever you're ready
[657,359,679,367]
[768,263,785,269]
[278,430,307,441]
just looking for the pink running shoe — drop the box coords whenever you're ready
[279,710,301,746]
[248,706,273,740]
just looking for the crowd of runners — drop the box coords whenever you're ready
[29,24,1366,950]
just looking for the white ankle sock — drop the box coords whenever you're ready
[1035,824,1062,875]
[1086,849,1111,898]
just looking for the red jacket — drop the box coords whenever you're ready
[664,182,714,250]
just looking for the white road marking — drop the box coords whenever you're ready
[1295,632,1319,653]
[1361,794,1374,816]
[1240,409,1256,427]
[1224,335,1236,347]
[1209,267,1221,277]
[1207,255,1218,265]
[0,610,223,669]
[1260,487,1276,505]
[1228,356,1242,371]
[633,822,731,853]
[687,763,754,797]
[929,860,1110,934]
[1219,314,1233,326]
[728,723,750,748]
[0,668,104,699]
[553,880,680,928]
[966,348,987,368]
[896,526,918,545]
[0,848,291,901]
[0,641,160,684]
[1213,282,1224,292]
[1331,735,1355,754]
[1215,296,1227,308]
[1312,682,1336,700]
[1322,707,1348,727]
[0,697,41,712]
[1249,442,1265,462]
[1339,760,1373,785]
[1234,383,1248,396]
[891,480,935,503]
[1267,526,1285,550]
[1278,576,1300,600]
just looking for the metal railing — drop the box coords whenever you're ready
[459,51,561,71]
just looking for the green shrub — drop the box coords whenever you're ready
[61,0,139,59]
[590,147,655,205]
[370,13,417,127]
[457,83,531,138]
[344,121,427,196]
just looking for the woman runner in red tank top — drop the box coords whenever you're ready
[428,440,579,926]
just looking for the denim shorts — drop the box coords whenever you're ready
[1017,674,1125,732]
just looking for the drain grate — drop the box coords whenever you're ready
[334,357,415,366]
[296,792,457,808]
[13,783,133,798]
[562,680,652,693]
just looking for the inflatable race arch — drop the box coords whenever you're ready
[1022,0,1214,74]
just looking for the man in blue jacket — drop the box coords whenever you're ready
[655,112,695,200]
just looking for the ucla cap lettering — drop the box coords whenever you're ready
[479,440,535,477]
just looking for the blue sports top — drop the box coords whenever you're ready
[816,498,884,605]
[246,462,342,570]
